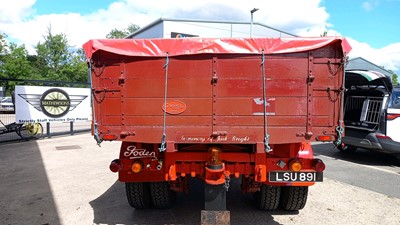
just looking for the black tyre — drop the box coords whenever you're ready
[280,186,308,211]
[125,182,151,209]
[18,124,32,140]
[254,184,280,210]
[336,143,357,153]
[149,182,177,209]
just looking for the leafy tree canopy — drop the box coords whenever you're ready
[0,32,8,55]
[106,23,140,39]
[392,74,398,85]
[34,26,87,83]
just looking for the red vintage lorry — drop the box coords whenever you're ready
[83,37,351,213]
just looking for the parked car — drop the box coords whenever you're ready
[337,70,400,159]
[0,97,15,113]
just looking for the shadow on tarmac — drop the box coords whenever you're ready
[90,178,288,225]
[0,140,61,225]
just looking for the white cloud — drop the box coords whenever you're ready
[0,0,36,23]
[362,2,374,11]
[347,38,400,73]
[362,0,380,12]
[0,0,330,52]
[0,0,399,75]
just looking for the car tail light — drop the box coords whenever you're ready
[131,161,143,173]
[288,159,302,172]
[376,134,392,140]
[387,114,400,120]
[312,159,326,172]
[109,159,121,173]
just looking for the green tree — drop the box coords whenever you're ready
[388,70,398,85]
[34,27,87,83]
[106,29,126,39]
[0,43,35,94]
[0,32,8,55]
[392,73,398,85]
[0,33,9,76]
[106,23,140,38]
[1,43,33,79]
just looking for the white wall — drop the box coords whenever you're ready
[132,22,164,39]
[162,21,294,38]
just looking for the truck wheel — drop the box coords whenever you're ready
[125,182,151,209]
[280,186,308,211]
[150,182,177,209]
[254,184,280,210]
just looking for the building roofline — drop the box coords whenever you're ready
[126,17,297,38]
[348,57,394,74]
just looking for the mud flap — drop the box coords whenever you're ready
[202,184,230,224]
[205,184,226,210]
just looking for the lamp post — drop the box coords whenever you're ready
[250,8,259,37]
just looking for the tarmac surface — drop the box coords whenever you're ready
[0,133,399,225]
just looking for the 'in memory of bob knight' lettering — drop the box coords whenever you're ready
[179,135,251,143]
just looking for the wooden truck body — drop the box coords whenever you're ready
[83,37,351,211]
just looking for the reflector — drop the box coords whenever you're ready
[131,161,143,173]
[316,135,332,142]
[289,159,302,172]
[103,133,117,141]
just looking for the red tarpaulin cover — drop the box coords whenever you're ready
[83,37,352,59]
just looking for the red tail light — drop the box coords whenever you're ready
[387,114,400,120]
[315,135,333,142]
[376,134,392,140]
[103,133,118,141]
[109,159,121,173]
[312,159,325,172]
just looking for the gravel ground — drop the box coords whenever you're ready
[1,133,399,225]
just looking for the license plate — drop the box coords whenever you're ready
[269,172,323,182]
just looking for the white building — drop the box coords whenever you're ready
[126,18,297,39]
[346,57,394,81]
[127,18,395,83]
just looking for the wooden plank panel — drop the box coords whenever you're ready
[214,97,307,116]
[123,116,212,126]
[123,79,212,98]
[123,98,212,116]
[217,78,307,97]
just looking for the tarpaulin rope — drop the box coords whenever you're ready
[88,59,102,146]
[261,50,271,153]
[335,54,349,146]
[159,53,169,152]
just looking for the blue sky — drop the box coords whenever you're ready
[33,0,117,14]
[323,0,399,48]
[0,0,399,75]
